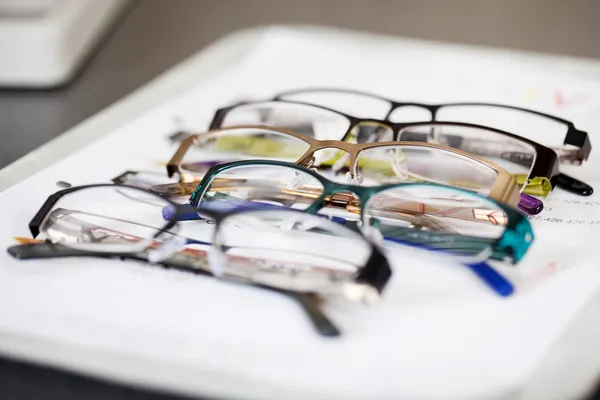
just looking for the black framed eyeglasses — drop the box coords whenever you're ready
[209,93,591,197]
[7,184,392,337]
[274,88,593,196]
[274,87,592,165]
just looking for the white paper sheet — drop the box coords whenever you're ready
[2,27,600,399]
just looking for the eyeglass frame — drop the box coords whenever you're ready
[7,240,343,337]
[188,160,534,264]
[166,125,521,207]
[19,183,395,337]
[274,87,592,165]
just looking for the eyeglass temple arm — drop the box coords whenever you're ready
[6,242,341,337]
[328,192,505,227]
[152,177,252,199]
[166,136,196,178]
[381,226,504,259]
[150,182,200,198]
[342,218,507,259]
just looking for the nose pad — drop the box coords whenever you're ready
[345,172,353,184]
[345,171,364,185]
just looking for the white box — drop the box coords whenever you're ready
[0,0,130,88]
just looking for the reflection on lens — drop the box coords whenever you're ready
[363,185,507,257]
[180,127,312,178]
[397,124,537,190]
[219,102,351,140]
[355,144,498,195]
[435,105,568,148]
[215,210,370,292]
[194,165,325,211]
[40,187,174,253]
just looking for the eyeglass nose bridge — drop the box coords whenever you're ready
[327,192,356,208]
[324,192,361,216]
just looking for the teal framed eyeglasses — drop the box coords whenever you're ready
[188,160,534,264]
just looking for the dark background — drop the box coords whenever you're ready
[1,0,600,398]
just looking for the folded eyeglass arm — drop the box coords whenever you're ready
[7,242,343,337]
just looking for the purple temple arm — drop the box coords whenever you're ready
[517,193,544,215]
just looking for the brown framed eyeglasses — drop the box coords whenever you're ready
[159,125,521,208]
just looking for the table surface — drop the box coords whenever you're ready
[2,1,600,399]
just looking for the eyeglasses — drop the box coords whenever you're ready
[163,125,533,211]
[275,88,592,163]
[187,160,534,264]
[273,88,593,196]
[174,198,516,298]
[10,184,392,337]
[208,97,587,197]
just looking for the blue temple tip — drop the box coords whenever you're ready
[467,262,514,297]
[162,204,176,221]
[162,204,202,221]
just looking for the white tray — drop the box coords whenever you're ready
[2,26,600,400]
